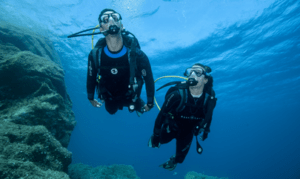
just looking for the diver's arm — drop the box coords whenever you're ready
[149,90,180,148]
[136,49,155,107]
[86,52,97,100]
[153,91,181,135]
[200,96,217,141]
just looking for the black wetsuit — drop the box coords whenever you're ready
[153,88,215,163]
[86,37,155,114]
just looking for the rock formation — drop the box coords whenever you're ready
[0,21,76,179]
[185,171,229,179]
[68,163,140,179]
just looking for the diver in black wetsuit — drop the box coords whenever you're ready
[148,63,217,171]
[86,9,155,115]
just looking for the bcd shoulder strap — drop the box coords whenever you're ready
[176,88,188,112]
[92,47,101,74]
[176,87,212,113]
[92,36,138,78]
[201,88,217,131]
[128,38,137,86]
[175,87,214,116]
[92,36,140,101]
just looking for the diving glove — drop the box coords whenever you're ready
[159,155,177,171]
[148,134,160,148]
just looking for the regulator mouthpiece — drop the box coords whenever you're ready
[108,25,120,34]
[187,78,198,86]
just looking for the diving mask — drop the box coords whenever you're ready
[184,68,206,77]
[100,13,122,23]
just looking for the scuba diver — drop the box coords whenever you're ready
[148,63,217,171]
[85,9,155,115]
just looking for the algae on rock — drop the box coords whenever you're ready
[68,163,140,179]
[0,21,76,179]
[0,121,71,179]
[185,171,229,179]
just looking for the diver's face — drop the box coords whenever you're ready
[188,66,208,87]
[99,11,123,33]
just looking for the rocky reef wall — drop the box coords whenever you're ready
[0,21,76,179]
[68,163,140,179]
[185,171,229,179]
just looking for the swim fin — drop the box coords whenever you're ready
[159,155,177,171]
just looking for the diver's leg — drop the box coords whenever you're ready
[159,124,177,144]
[158,127,178,171]
[159,131,193,171]
[174,131,194,163]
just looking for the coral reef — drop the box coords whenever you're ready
[68,163,140,179]
[185,171,229,179]
[0,21,75,178]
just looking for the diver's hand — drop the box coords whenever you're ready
[148,134,160,148]
[144,104,154,112]
[144,104,150,112]
[89,99,103,108]
[200,132,208,141]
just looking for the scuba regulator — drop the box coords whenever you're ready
[156,78,198,92]
[107,25,120,35]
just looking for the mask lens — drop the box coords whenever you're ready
[186,68,203,77]
[111,13,120,21]
[101,13,121,23]
[101,15,109,23]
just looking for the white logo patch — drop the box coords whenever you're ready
[111,68,118,75]
[89,61,92,76]
[142,69,146,76]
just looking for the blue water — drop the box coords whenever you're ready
[2,0,300,178]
